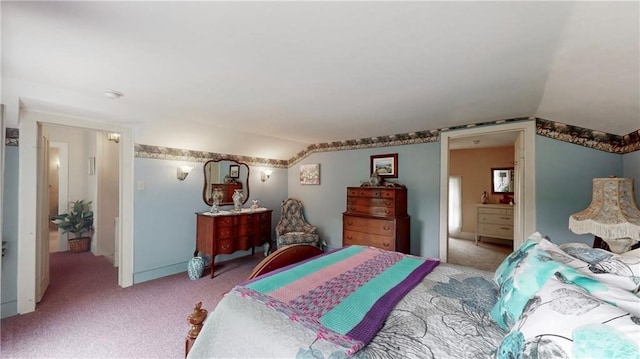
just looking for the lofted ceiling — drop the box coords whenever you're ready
[2,1,638,158]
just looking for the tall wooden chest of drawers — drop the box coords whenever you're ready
[475,204,514,245]
[343,186,410,253]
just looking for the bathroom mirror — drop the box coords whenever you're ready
[202,159,250,206]
[491,167,514,194]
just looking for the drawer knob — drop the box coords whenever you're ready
[383,242,390,247]
[383,225,391,230]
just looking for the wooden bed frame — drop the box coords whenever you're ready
[185,244,324,357]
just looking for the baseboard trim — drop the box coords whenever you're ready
[1,300,18,319]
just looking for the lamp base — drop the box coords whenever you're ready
[593,236,640,254]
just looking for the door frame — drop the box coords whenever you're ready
[438,121,536,261]
[17,111,134,314]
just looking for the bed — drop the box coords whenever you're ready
[186,235,640,359]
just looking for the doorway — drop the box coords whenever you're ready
[438,121,537,263]
[17,111,134,315]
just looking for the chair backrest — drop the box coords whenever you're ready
[278,198,309,232]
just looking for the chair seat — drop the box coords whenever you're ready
[277,232,319,247]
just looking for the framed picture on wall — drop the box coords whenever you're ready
[229,164,240,178]
[370,153,398,178]
[300,164,320,185]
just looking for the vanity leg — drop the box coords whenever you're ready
[475,235,480,246]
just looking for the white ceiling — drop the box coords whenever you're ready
[2,1,638,158]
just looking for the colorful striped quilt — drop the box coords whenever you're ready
[232,245,440,355]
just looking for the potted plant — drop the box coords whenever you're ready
[51,200,94,253]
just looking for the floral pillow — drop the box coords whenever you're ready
[493,232,544,288]
[491,236,640,330]
[497,276,640,359]
[491,244,568,330]
[559,242,640,293]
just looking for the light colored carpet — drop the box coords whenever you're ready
[447,237,512,272]
[1,251,263,358]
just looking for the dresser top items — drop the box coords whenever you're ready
[198,207,270,217]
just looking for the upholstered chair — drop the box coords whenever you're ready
[275,198,321,249]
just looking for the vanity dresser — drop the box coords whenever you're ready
[475,204,514,245]
[195,209,272,278]
[342,185,410,253]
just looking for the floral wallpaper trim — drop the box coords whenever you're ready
[133,144,288,168]
[6,117,639,163]
[535,119,639,154]
[287,117,531,165]
[288,130,441,165]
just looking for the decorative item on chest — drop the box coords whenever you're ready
[232,189,243,212]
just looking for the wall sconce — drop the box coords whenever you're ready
[107,133,120,143]
[177,166,193,181]
[261,170,273,182]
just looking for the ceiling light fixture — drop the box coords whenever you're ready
[103,89,123,100]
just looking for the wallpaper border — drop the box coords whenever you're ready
[6,117,640,166]
[134,144,289,168]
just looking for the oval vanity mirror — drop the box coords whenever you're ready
[491,167,514,194]
[202,159,250,206]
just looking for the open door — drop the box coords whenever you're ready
[512,130,529,248]
[36,126,50,302]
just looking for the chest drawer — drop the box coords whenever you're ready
[343,230,395,251]
[476,204,514,241]
[478,213,513,225]
[478,207,513,216]
[478,223,513,238]
[345,204,396,217]
[343,215,395,237]
[347,188,396,198]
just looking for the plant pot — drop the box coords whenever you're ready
[69,237,91,253]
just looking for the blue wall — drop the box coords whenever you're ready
[1,146,19,318]
[623,150,640,205]
[288,143,442,258]
[132,158,288,283]
[535,136,624,245]
[2,135,638,317]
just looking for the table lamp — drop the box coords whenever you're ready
[568,177,640,254]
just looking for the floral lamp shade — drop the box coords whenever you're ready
[569,177,640,253]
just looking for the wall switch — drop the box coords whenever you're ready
[137,181,145,190]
